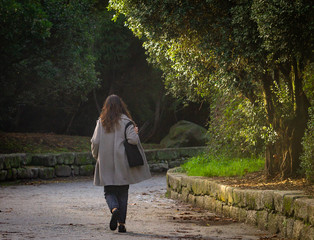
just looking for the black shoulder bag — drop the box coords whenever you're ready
[124,121,144,167]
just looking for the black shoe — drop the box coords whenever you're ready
[109,210,119,231]
[118,224,126,233]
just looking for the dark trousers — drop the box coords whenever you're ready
[104,185,129,224]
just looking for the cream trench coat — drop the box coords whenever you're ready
[91,114,151,186]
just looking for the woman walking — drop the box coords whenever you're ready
[91,94,151,233]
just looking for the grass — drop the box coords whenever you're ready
[181,153,264,177]
[0,132,161,154]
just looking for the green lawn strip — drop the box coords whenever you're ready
[181,154,264,177]
[0,132,161,154]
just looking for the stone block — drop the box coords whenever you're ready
[156,150,178,160]
[168,173,182,192]
[301,226,314,240]
[276,215,286,236]
[230,206,239,220]
[284,218,294,239]
[217,184,227,202]
[195,196,204,208]
[204,195,215,211]
[6,169,13,180]
[191,178,204,195]
[56,153,75,165]
[181,175,193,191]
[238,207,247,222]
[72,165,80,176]
[283,194,307,217]
[11,168,17,180]
[178,147,205,157]
[187,194,196,205]
[199,179,211,196]
[75,152,93,165]
[55,165,72,177]
[38,167,55,179]
[245,189,259,210]
[31,154,57,167]
[149,162,169,172]
[3,154,21,169]
[20,154,32,166]
[181,187,189,202]
[233,188,246,207]
[226,186,234,205]
[0,170,7,181]
[145,150,157,161]
[256,210,268,230]
[274,191,303,213]
[309,200,314,226]
[170,190,179,199]
[17,167,32,179]
[222,205,231,218]
[215,200,223,215]
[246,210,257,225]
[268,213,280,234]
[294,197,312,223]
[30,167,39,178]
[292,220,304,240]
[259,190,275,210]
[0,156,4,170]
[168,160,183,168]
[209,181,220,199]
[79,164,94,176]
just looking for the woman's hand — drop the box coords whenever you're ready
[134,126,139,134]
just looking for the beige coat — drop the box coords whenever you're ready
[91,114,151,186]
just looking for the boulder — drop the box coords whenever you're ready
[160,120,208,148]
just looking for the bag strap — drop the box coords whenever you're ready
[124,121,134,140]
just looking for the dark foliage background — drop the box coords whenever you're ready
[0,0,208,142]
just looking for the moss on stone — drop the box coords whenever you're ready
[283,195,294,217]
[55,165,72,177]
[256,210,268,230]
[56,153,75,165]
[0,170,7,181]
[17,168,32,179]
[145,150,157,161]
[79,164,94,176]
[31,154,57,167]
[156,150,178,160]
[75,153,93,165]
[38,167,55,179]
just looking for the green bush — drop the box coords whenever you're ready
[300,107,314,183]
[207,91,267,157]
[181,153,264,177]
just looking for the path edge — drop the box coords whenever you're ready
[166,168,314,240]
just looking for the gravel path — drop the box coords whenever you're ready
[0,174,281,240]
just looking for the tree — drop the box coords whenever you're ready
[109,0,313,178]
[0,0,99,132]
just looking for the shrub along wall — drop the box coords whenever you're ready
[167,169,314,240]
[0,147,206,181]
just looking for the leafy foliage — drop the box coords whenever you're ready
[300,107,314,183]
[109,0,313,177]
[300,63,314,182]
[208,90,268,157]
[0,0,99,131]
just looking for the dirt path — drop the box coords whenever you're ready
[0,174,283,240]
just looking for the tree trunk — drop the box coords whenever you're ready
[65,101,81,134]
[141,92,164,142]
[93,89,101,114]
[264,61,310,179]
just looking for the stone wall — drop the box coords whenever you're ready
[167,169,314,240]
[0,147,206,181]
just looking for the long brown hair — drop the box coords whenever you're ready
[100,95,132,132]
